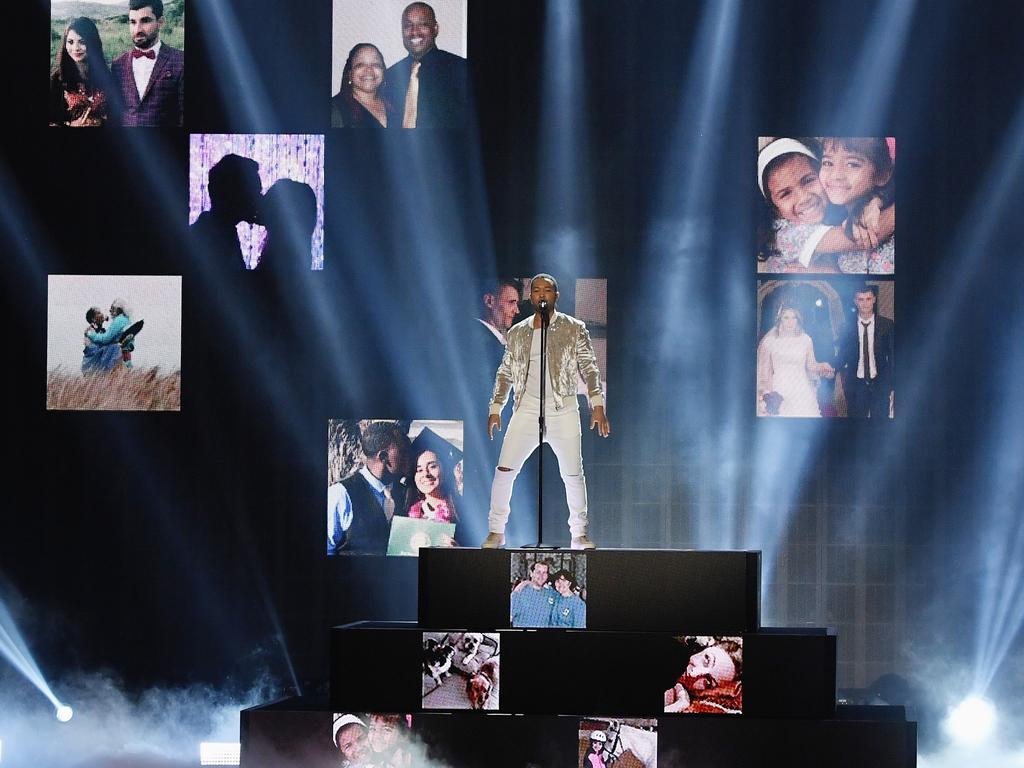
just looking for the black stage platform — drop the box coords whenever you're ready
[241,548,917,766]
[418,547,761,632]
[242,697,916,767]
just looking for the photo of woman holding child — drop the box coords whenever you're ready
[757,137,895,274]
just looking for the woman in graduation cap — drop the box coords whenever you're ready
[405,427,461,526]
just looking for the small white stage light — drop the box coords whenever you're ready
[944,694,997,746]
[199,741,240,765]
[55,705,73,723]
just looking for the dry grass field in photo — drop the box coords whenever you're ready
[47,366,181,411]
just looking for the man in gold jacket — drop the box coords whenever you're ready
[483,274,610,549]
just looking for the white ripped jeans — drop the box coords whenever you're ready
[488,396,589,536]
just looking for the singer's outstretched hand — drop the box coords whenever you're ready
[488,414,502,440]
[590,405,611,437]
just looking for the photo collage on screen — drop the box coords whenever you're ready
[510,551,587,629]
[327,419,464,557]
[422,632,500,710]
[46,275,182,411]
[663,636,743,714]
[331,713,415,765]
[756,137,895,419]
[47,0,482,561]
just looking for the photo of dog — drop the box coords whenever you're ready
[460,632,484,667]
[422,637,456,687]
[466,656,500,710]
[421,632,500,710]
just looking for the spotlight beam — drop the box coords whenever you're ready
[972,305,1024,692]
[101,130,311,686]
[535,0,593,278]
[878,95,1024,693]
[637,0,752,554]
[0,595,62,710]
[831,0,920,131]
[830,98,1024,553]
[190,4,277,131]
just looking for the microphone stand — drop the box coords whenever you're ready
[533,304,553,548]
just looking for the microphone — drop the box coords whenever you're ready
[538,300,549,311]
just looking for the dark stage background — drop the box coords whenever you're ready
[3,0,1024,756]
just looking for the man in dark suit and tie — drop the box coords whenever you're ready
[111,0,184,127]
[477,278,523,371]
[385,2,469,129]
[834,285,894,418]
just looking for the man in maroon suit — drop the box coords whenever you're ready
[111,0,184,127]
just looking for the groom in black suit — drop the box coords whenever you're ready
[836,285,894,418]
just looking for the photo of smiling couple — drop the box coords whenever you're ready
[330,1,468,129]
[509,554,587,629]
[49,0,184,128]
[757,136,895,274]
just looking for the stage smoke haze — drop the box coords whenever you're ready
[0,668,279,768]
[897,630,1024,757]
[919,745,1024,768]
[255,731,455,768]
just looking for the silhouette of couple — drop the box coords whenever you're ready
[191,153,317,272]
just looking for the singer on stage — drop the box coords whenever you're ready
[482,274,610,550]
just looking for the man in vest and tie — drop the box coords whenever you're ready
[111,0,185,127]
[327,422,413,555]
[385,2,469,129]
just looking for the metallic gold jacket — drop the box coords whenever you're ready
[489,311,605,414]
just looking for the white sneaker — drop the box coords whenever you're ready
[481,532,506,549]
[571,534,596,550]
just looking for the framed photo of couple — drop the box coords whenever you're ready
[326,419,464,557]
[46,274,182,411]
[330,0,469,129]
[49,0,185,128]
[509,552,588,629]
[188,134,326,271]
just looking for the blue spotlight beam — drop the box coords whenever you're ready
[337,132,498,545]
[867,94,1024,693]
[0,597,61,708]
[534,0,594,279]
[4,130,308,696]
[190,4,278,131]
[833,0,920,131]
[971,305,1024,692]
[750,0,922,543]
[0,161,60,285]
[637,0,747,554]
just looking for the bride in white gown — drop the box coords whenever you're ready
[757,306,832,417]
